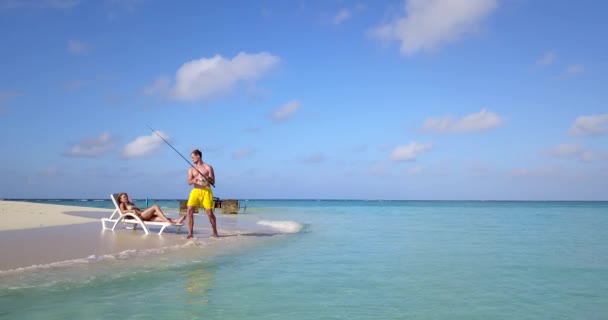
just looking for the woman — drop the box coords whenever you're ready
[117,193,177,224]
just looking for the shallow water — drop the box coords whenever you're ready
[1,200,607,319]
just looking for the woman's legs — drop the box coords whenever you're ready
[139,205,173,223]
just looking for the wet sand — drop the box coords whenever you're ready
[0,201,268,271]
[0,220,189,270]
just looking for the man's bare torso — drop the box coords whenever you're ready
[189,163,212,189]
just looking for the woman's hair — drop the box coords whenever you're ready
[117,192,129,203]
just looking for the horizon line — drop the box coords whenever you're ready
[3,198,608,202]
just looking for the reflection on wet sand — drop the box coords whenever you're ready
[185,267,214,305]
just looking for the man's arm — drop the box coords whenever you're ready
[208,165,215,186]
[187,168,197,185]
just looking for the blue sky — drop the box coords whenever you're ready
[0,0,606,200]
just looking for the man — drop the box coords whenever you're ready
[182,149,218,238]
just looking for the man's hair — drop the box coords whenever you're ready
[192,149,202,157]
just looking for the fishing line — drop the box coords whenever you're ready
[146,125,215,188]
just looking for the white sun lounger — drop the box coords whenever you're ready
[101,193,183,235]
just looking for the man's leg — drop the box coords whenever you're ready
[185,189,200,239]
[206,208,218,237]
[186,206,195,238]
[202,188,218,237]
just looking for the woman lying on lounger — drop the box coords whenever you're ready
[117,193,177,224]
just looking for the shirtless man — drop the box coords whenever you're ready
[179,149,218,238]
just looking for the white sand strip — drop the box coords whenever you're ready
[0,200,282,271]
[0,200,107,231]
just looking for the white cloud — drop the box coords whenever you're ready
[0,0,80,9]
[548,143,583,157]
[63,132,115,158]
[579,150,607,162]
[67,40,90,55]
[564,64,584,76]
[232,148,256,160]
[547,143,607,162]
[121,131,169,159]
[271,100,301,122]
[569,114,608,136]
[390,142,432,161]
[369,0,497,56]
[142,76,170,97]
[145,52,279,102]
[536,51,556,66]
[333,8,352,24]
[423,109,502,133]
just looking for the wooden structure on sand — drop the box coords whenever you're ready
[219,199,240,214]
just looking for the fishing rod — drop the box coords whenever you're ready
[146,125,215,188]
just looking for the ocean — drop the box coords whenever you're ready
[1,200,607,319]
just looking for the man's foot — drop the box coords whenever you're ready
[186,234,194,239]
[212,233,219,238]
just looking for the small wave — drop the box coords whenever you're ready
[0,241,206,276]
[0,258,93,275]
[256,220,303,234]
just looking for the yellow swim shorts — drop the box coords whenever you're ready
[187,187,214,210]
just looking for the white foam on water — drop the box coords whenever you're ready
[256,220,303,234]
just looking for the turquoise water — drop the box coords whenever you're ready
[1,200,608,319]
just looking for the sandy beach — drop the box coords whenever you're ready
[0,200,107,231]
[0,200,263,271]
